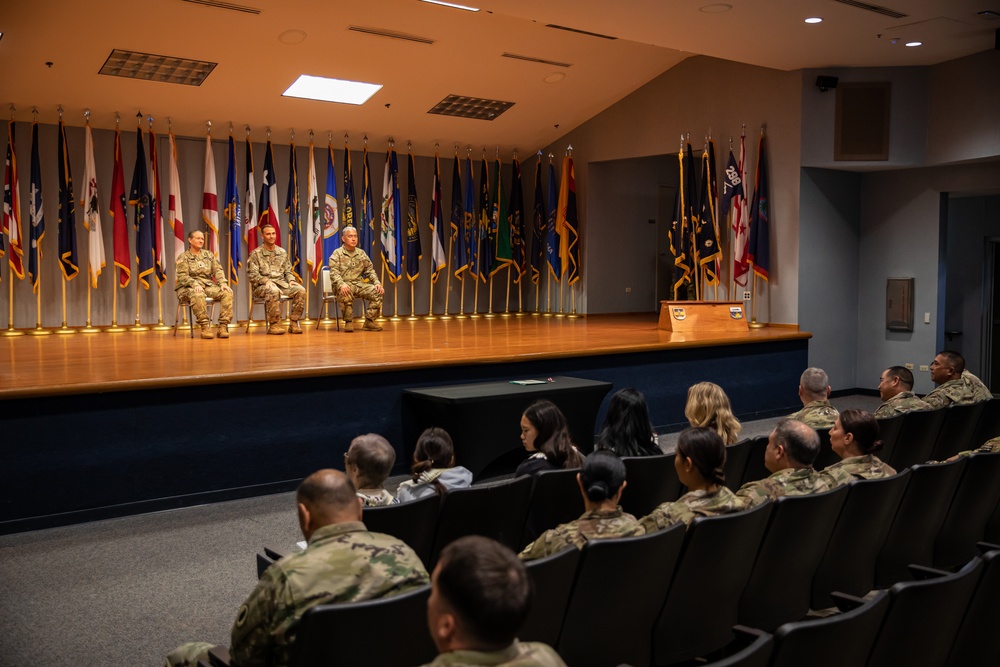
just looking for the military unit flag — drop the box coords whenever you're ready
[545,160,560,281]
[306,139,321,284]
[130,126,154,289]
[149,127,166,285]
[225,135,241,285]
[530,157,545,285]
[508,155,525,282]
[747,133,770,281]
[111,127,130,287]
[730,134,750,288]
[286,141,302,281]
[258,140,280,245]
[381,147,403,282]
[28,121,45,292]
[429,153,447,283]
[82,122,104,288]
[556,155,580,285]
[448,155,463,277]
[360,145,374,256]
[57,120,79,281]
[405,151,422,281]
[3,120,25,281]
[243,137,257,255]
[323,143,340,262]
[462,157,477,281]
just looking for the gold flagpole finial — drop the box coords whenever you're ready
[115,112,120,128]
[84,109,91,124]
[266,126,271,139]
[168,116,174,132]
[57,105,63,120]
[245,124,251,138]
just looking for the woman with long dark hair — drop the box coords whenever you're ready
[515,399,585,477]
[596,388,661,457]
[396,427,473,502]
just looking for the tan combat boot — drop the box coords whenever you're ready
[363,319,383,331]
[268,321,287,335]
[200,324,215,339]
[217,324,230,339]
[343,305,354,332]
[289,321,303,334]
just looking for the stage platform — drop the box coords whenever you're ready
[0,313,810,534]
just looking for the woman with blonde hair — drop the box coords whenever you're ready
[684,382,742,445]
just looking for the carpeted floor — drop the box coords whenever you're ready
[0,394,879,667]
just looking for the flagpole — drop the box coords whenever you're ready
[26,107,50,336]
[148,116,171,331]
[3,277,22,336]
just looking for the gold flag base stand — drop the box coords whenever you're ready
[454,312,467,320]
[299,317,317,326]
[515,311,527,317]
[567,313,582,319]
[469,313,482,319]
[406,314,420,322]
[542,312,554,318]
[79,325,103,334]
[555,313,567,319]
[128,323,150,332]
[425,314,439,321]
[150,321,172,331]
[439,314,453,321]
[28,326,53,336]
[104,324,128,333]
[749,320,768,329]
[389,316,403,322]
[484,313,497,319]
[317,316,338,327]
[54,325,78,335]
[2,328,26,337]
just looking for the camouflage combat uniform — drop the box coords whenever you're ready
[174,249,234,326]
[419,640,568,667]
[518,507,643,561]
[639,486,744,533]
[947,436,1000,459]
[327,245,383,323]
[735,466,846,509]
[787,400,840,429]
[923,371,992,409]
[165,521,428,667]
[874,391,931,419]
[357,489,399,507]
[822,454,896,481]
[247,245,306,324]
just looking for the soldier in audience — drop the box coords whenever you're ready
[344,434,399,507]
[640,427,743,533]
[735,419,852,508]
[821,410,896,481]
[165,469,428,667]
[519,450,643,560]
[923,351,993,408]
[175,229,235,339]
[247,223,306,335]
[874,366,931,418]
[787,368,839,429]
[421,536,566,667]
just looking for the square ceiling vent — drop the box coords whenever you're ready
[99,49,217,86]
[428,95,514,121]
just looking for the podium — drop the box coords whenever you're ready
[658,301,749,333]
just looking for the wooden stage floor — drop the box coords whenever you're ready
[0,313,810,400]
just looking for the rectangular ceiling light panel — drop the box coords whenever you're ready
[99,49,217,86]
[283,75,382,105]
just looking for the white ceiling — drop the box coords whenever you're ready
[2,0,996,155]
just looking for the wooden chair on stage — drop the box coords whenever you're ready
[245,294,290,333]
[315,267,340,331]
[173,296,217,338]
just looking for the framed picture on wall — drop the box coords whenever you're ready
[886,278,914,331]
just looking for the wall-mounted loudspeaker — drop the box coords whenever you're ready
[816,75,839,92]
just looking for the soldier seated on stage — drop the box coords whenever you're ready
[421,536,567,667]
[786,367,839,429]
[247,223,306,335]
[519,450,643,561]
[923,350,993,409]
[874,366,931,418]
[327,226,385,332]
[175,230,234,340]
[165,469,428,667]
[344,433,399,507]
[735,419,852,508]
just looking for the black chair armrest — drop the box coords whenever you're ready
[977,541,1000,554]
[207,646,232,667]
[908,564,949,580]
[264,545,291,560]
[732,624,769,641]
[831,591,866,612]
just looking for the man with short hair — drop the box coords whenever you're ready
[787,367,839,429]
[420,536,566,667]
[247,224,306,335]
[175,229,234,339]
[165,469,428,667]
[923,351,993,409]
[736,419,852,508]
[344,433,399,507]
[874,366,931,418]
[328,225,384,332]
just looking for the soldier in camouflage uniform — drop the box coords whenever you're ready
[924,351,993,409]
[344,434,399,507]
[174,230,234,339]
[640,427,744,533]
[874,366,931,418]
[165,469,428,667]
[520,450,643,561]
[246,224,306,335]
[787,367,839,429]
[821,410,896,482]
[949,436,1000,459]
[736,418,851,508]
[422,536,567,667]
[328,226,384,332]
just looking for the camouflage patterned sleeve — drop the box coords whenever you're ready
[229,567,281,667]
[211,255,228,287]
[873,403,894,419]
[361,252,380,286]
[922,389,951,410]
[639,502,692,534]
[175,255,192,291]
[735,480,773,509]
[328,249,346,291]
[519,527,571,561]
[247,250,263,287]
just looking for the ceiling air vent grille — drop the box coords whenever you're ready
[348,26,435,45]
[831,0,908,20]
[428,95,514,121]
[98,49,217,86]
[544,24,617,40]
[181,0,261,15]
[501,53,572,68]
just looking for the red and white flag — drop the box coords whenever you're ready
[202,133,220,256]
[167,132,185,260]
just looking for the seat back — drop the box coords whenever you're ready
[970,398,1000,449]
[740,436,771,487]
[362,493,441,566]
[946,546,1000,667]
[652,501,772,665]
[520,468,583,549]
[620,453,681,518]
[887,407,947,470]
[556,523,686,667]
[812,427,837,470]
[430,475,533,566]
[739,485,848,631]
[320,266,333,294]
[769,590,889,667]
[723,439,753,492]
[293,584,437,667]
[698,626,774,667]
[867,559,983,667]
[873,413,904,465]
[520,546,580,647]
[929,401,986,461]
[876,458,967,587]
[811,470,911,609]
[934,452,1000,568]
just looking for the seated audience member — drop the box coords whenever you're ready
[397,427,473,502]
[938,435,1000,460]
[787,367,839,429]
[684,381,743,445]
[421,536,567,667]
[344,433,399,507]
[821,410,896,481]
[923,350,993,409]
[640,427,743,533]
[166,469,428,667]
[519,450,643,560]
[595,387,661,457]
[874,366,931,418]
[515,400,585,477]
[735,419,852,508]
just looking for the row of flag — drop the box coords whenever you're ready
[669,130,770,299]
[1,121,582,305]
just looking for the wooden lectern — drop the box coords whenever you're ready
[658,301,749,333]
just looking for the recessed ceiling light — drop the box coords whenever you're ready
[420,0,479,11]
[543,72,565,84]
[278,29,307,45]
[282,75,382,105]
[905,41,922,47]
[804,17,823,24]
[699,3,733,13]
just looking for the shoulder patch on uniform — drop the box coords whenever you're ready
[236,604,249,627]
